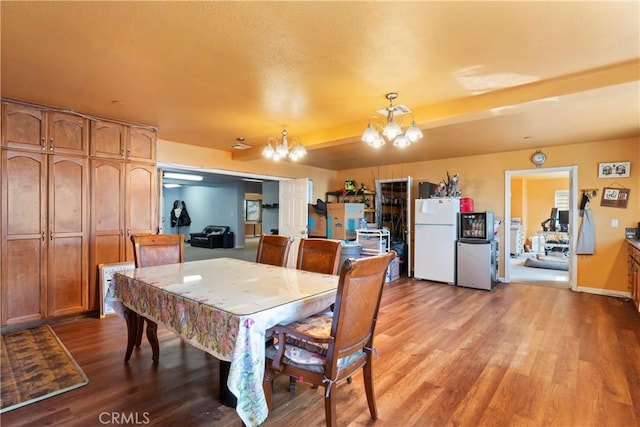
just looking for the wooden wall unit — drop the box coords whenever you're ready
[1,148,89,324]
[1,101,157,325]
[87,120,157,309]
[629,242,640,313]
[2,103,89,155]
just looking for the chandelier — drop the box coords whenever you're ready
[361,92,423,148]
[262,129,307,161]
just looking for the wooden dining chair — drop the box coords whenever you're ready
[255,234,293,267]
[126,233,184,363]
[287,237,343,391]
[263,251,395,427]
[296,238,343,275]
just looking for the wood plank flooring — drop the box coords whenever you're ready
[2,279,639,426]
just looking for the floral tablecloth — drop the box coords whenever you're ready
[113,258,338,426]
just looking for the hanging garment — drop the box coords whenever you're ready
[177,201,191,227]
[576,208,595,254]
[170,200,181,227]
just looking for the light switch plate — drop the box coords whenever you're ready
[611,219,619,228]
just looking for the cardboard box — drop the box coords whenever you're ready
[308,204,327,237]
[385,257,400,282]
[326,203,364,240]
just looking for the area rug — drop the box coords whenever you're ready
[1,325,88,413]
[524,257,569,271]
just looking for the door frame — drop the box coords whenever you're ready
[504,166,578,290]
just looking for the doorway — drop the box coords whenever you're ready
[504,166,577,290]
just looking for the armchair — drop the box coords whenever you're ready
[189,225,234,249]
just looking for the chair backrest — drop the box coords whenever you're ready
[296,238,343,275]
[255,234,293,267]
[326,251,395,375]
[132,234,185,268]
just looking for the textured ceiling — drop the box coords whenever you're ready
[2,1,639,171]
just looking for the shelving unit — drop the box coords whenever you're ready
[375,177,413,276]
[376,181,409,242]
[325,189,376,224]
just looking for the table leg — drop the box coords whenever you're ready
[124,308,138,362]
[219,360,237,408]
[145,319,160,362]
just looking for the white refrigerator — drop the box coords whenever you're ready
[414,198,459,284]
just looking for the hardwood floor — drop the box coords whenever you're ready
[2,278,639,426]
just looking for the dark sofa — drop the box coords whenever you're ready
[189,225,234,249]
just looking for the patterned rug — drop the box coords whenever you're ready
[1,325,88,413]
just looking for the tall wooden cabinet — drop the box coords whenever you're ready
[1,104,90,324]
[88,121,156,310]
[1,101,157,324]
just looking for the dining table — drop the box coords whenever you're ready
[112,257,339,427]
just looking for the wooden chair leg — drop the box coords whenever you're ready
[324,384,338,427]
[262,366,275,410]
[363,356,378,420]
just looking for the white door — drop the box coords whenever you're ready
[279,178,309,267]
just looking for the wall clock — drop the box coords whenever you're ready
[531,150,547,167]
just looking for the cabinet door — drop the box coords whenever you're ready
[90,120,127,159]
[1,150,47,325]
[128,127,156,163]
[1,103,46,151]
[48,112,89,155]
[89,159,126,311]
[47,155,89,316]
[125,163,157,261]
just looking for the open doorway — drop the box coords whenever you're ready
[504,166,578,290]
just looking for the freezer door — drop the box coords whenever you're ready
[414,224,456,284]
[415,198,459,225]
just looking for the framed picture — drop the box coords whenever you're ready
[99,262,135,318]
[245,200,261,221]
[600,187,630,208]
[598,161,630,178]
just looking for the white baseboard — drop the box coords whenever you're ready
[574,286,631,299]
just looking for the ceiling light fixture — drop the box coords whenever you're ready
[262,129,307,161]
[163,183,182,188]
[163,172,203,181]
[361,92,423,148]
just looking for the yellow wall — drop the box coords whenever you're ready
[157,139,337,201]
[522,177,570,240]
[335,137,639,294]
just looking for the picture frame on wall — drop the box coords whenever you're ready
[245,200,261,221]
[598,161,630,178]
[600,187,630,208]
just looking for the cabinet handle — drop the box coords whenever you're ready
[42,231,45,242]
[126,229,131,237]
[49,137,54,151]
[120,148,125,158]
[127,148,131,159]
[41,137,46,150]
[50,230,53,241]
[120,229,124,237]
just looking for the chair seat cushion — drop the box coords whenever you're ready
[284,312,333,355]
[266,344,364,375]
